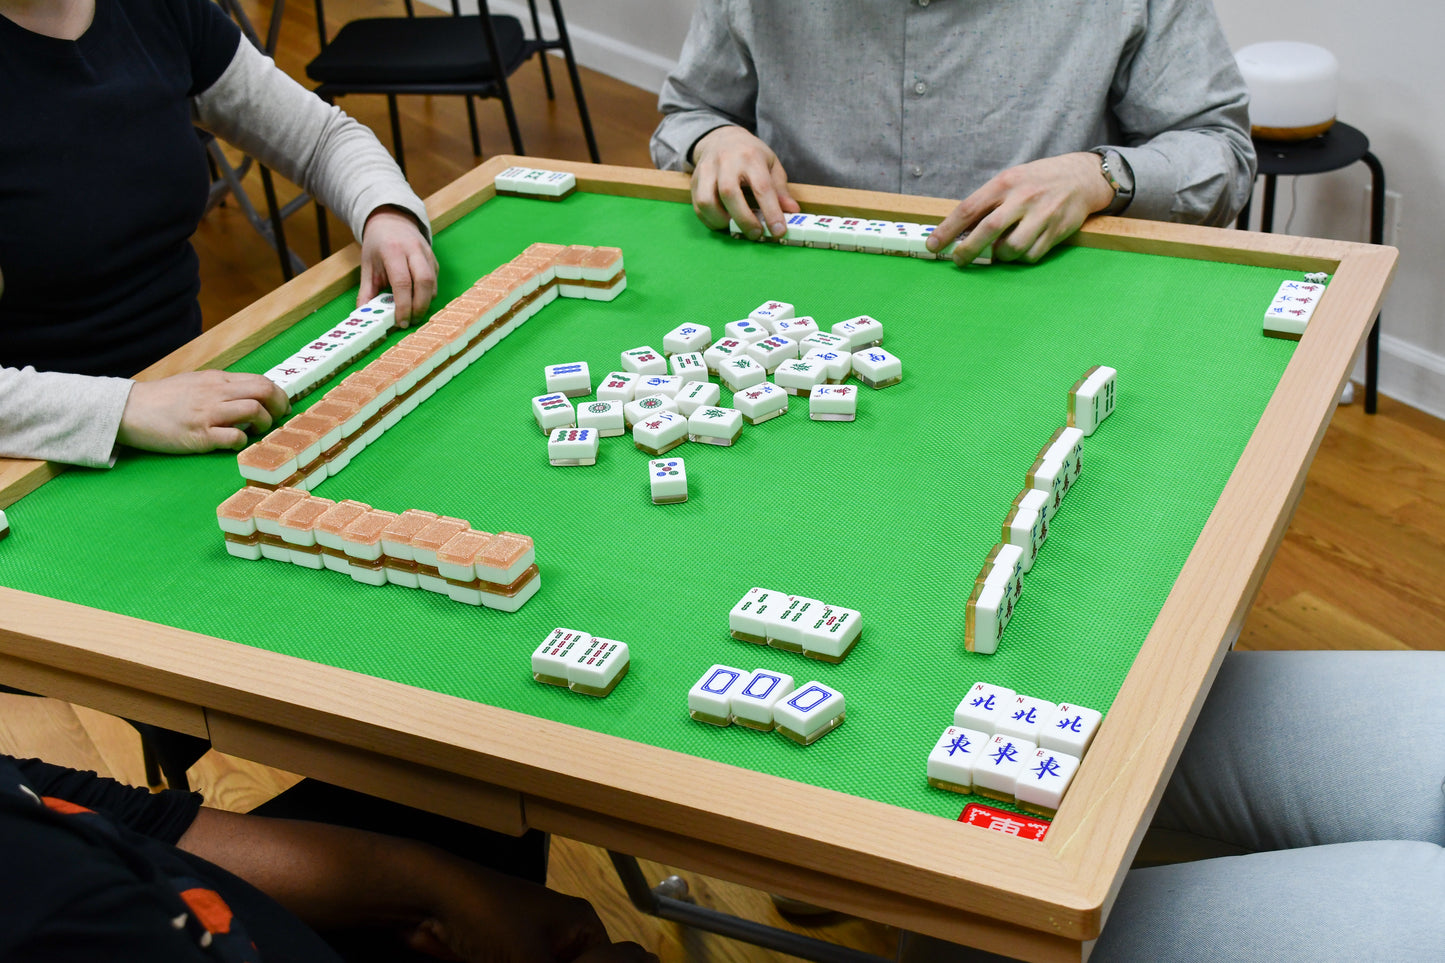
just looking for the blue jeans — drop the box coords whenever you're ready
[901,651,1445,961]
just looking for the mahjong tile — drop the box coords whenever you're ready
[648,456,688,502]
[772,316,819,343]
[996,695,1056,743]
[773,681,845,746]
[703,337,748,373]
[768,595,824,652]
[799,604,861,662]
[966,581,1011,654]
[730,669,795,730]
[534,628,590,686]
[745,336,797,372]
[674,380,721,417]
[567,637,629,696]
[774,358,827,396]
[828,218,865,251]
[663,323,713,356]
[1039,703,1103,758]
[596,371,639,403]
[623,394,679,427]
[669,352,708,381]
[547,426,600,466]
[724,318,768,344]
[621,346,667,375]
[802,348,852,383]
[717,356,767,392]
[544,362,591,398]
[850,347,901,388]
[686,405,744,446]
[689,664,746,725]
[576,400,625,437]
[927,725,990,794]
[779,212,819,246]
[729,587,786,644]
[1068,365,1117,436]
[1014,748,1081,816]
[733,381,789,425]
[973,734,1036,802]
[748,300,795,331]
[531,393,575,433]
[808,384,857,421]
[636,374,683,398]
[955,682,1015,733]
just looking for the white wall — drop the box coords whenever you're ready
[1214,0,1445,417]
[443,0,1443,416]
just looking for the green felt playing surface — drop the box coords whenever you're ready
[0,190,1301,821]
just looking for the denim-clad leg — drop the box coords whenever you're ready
[900,651,1445,962]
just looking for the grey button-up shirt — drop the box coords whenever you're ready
[653,0,1256,226]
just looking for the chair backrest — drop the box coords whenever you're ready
[312,0,495,49]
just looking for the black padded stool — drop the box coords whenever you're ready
[1235,121,1386,413]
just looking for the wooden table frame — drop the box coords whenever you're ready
[0,157,1396,962]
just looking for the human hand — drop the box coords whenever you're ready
[117,371,290,454]
[360,205,438,328]
[690,125,800,241]
[928,152,1115,266]
[402,867,657,963]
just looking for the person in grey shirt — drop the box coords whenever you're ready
[652,0,1256,266]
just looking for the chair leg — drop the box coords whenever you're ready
[127,722,211,793]
[526,0,556,99]
[548,0,600,163]
[315,200,332,259]
[387,93,407,175]
[465,96,483,158]
[1362,150,1386,415]
[478,12,526,155]
[258,165,295,283]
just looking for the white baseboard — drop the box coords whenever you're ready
[1360,331,1445,420]
[427,0,676,94]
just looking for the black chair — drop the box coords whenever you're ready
[305,0,601,176]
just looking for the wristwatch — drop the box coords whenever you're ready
[1092,148,1135,215]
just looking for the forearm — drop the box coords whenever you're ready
[0,366,131,467]
[652,0,757,172]
[1114,125,1255,226]
[192,41,430,245]
[177,807,462,932]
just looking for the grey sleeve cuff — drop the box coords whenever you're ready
[1112,145,1174,222]
[651,112,741,173]
[0,368,133,468]
[192,40,431,244]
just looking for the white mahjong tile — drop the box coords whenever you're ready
[567,637,629,694]
[689,664,746,724]
[898,223,935,258]
[664,322,710,355]
[536,169,577,197]
[494,165,531,191]
[353,292,397,327]
[836,315,884,349]
[808,384,858,421]
[748,300,795,331]
[807,215,839,247]
[779,212,819,246]
[674,380,721,417]
[802,348,852,383]
[745,336,797,372]
[880,222,914,254]
[772,316,819,343]
[955,683,1016,733]
[263,362,307,397]
[547,426,600,466]
[1002,502,1046,573]
[576,400,625,437]
[1068,365,1118,436]
[996,695,1056,743]
[1039,703,1103,758]
[1026,456,1068,515]
[828,217,866,251]
[733,381,789,425]
[729,587,786,642]
[533,627,590,685]
[768,595,824,650]
[1264,302,1311,338]
[724,318,768,344]
[798,330,850,355]
[669,352,708,381]
[686,405,744,445]
[982,543,1025,610]
[773,681,845,745]
[531,393,575,433]
[636,374,684,398]
[717,356,767,392]
[774,358,828,396]
[973,734,1036,800]
[636,413,688,458]
[1014,748,1081,814]
[927,725,990,793]
[850,348,902,389]
[966,581,1012,654]
[800,604,861,659]
[596,371,639,403]
[621,346,668,375]
[857,220,891,253]
[703,337,749,373]
[730,669,795,730]
[544,361,591,398]
[623,394,679,427]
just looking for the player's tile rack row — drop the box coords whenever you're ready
[217,487,539,612]
[729,212,993,265]
[930,682,1103,818]
[220,242,627,612]
[965,366,1117,655]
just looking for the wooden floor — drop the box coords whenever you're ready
[3,0,1442,959]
